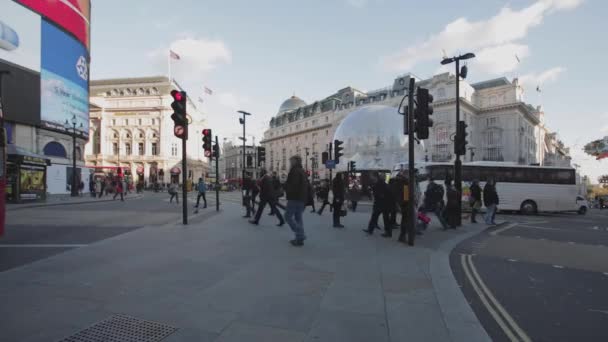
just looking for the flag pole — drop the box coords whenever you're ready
[167,50,172,83]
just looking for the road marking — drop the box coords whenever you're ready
[592,226,599,230]
[568,241,575,245]
[461,254,532,342]
[507,259,518,262]
[490,223,518,236]
[517,224,560,230]
[553,265,564,269]
[588,309,608,315]
[0,244,88,248]
[603,272,608,276]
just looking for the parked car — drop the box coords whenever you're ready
[576,196,589,215]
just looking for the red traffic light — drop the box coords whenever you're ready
[171,90,183,101]
[202,129,211,136]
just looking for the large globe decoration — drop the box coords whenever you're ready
[333,105,425,172]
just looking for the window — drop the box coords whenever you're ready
[325,116,329,122]
[487,117,498,126]
[151,119,156,125]
[437,88,446,99]
[125,119,129,125]
[138,143,144,155]
[171,143,178,156]
[125,143,131,155]
[113,142,119,155]
[112,119,116,126]
[138,119,142,125]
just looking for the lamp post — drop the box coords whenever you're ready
[237,110,251,188]
[65,114,83,197]
[441,52,475,226]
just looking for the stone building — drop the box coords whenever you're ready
[223,141,257,184]
[85,76,208,185]
[261,72,570,180]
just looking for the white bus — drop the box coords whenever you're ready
[392,161,587,215]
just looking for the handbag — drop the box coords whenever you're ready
[339,202,347,217]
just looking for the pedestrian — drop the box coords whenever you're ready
[332,173,346,228]
[483,179,499,225]
[95,179,102,198]
[307,180,317,213]
[444,178,459,229]
[242,174,253,218]
[168,181,179,204]
[363,172,392,237]
[469,180,482,223]
[251,177,260,212]
[388,175,401,230]
[317,180,330,215]
[349,181,361,212]
[113,178,124,201]
[599,197,605,210]
[268,172,284,215]
[195,177,207,209]
[250,169,285,226]
[423,177,449,229]
[284,155,308,246]
[391,170,413,243]
[79,181,84,196]
[89,179,96,198]
[99,179,106,198]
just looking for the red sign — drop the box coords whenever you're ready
[17,0,91,49]
[174,125,185,138]
[170,167,181,175]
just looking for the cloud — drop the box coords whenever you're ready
[346,0,367,7]
[475,44,530,74]
[148,36,232,75]
[217,92,251,110]
[381,0,582,73]
[519,66,566,88]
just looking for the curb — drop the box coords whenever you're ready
[7,194,144,211]
[429,222,510,342]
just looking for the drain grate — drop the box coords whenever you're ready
[59,314,177,342]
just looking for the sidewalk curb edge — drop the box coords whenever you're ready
[7,195,144,211]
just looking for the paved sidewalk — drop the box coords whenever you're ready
[0,201,492,342]
[7,193,145,210]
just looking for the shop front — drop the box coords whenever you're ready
[7,145,51,203]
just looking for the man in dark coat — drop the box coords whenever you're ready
[250,169,285,226]
[364,172,392,237]
[483,179,499,225]
[444,178,459,229]
[391,170,412,243]
[242,174,253,218]
[317,180,331,215]
[284,155,308,246]
[332,173,346,228]
[423,178,448,229]
[469,180,482,223]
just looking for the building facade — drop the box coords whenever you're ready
[261,73,571,180]
[85,76,208,185]
[223,141,257,183]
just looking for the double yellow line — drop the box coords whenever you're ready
[460,254,532,342]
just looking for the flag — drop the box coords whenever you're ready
[536,85,541,93]
[204,87,213,95]
[597,151,608,160]
[169,50,180,60]
[198,97,204,103]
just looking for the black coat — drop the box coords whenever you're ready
[483,183,499,206]
[332,178,345,202]
[371,179,391,209]
[258,175,275,201]
[285,166,308,202]
[470,183,482,202]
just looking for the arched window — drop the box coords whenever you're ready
[43,142,67,158]
[93,129,101,154]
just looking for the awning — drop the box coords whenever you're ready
[7,144,51,166]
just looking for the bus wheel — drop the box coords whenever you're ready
[520,200,537,215]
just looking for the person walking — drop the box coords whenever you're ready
[423,177,449,229]
[99,179,106,198]
[332,173,346,228]
[444,178,459,229]
[284,155,308,246]
[349,181,361,212]
[391,170,412,243]
[250,169,285,226]
[483,179,499,225]
[242,174,253,218]
[95,179,102,199]
[251,178,260,213]
[307,181,316,213]
[317,180,331,215]
[364,172,392,237]
[113,178,124,201]
[168,181,179,204]
[195,177,207,209]
[469,180,482,223]
[89,179,96,198]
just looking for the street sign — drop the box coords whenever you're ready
[325,160,336,169]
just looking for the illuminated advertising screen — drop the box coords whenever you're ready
[16,0,91,50]
[40,19,89,137]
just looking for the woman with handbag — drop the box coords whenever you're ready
[332,173,346,228]
[469,180,482,223]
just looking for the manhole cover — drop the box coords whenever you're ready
[59,314,177,342]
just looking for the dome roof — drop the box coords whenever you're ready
[333,105,425,172]
[277,95,307,115]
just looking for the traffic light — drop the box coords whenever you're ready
[321,151,329,164]
[257,146,266,166]
[170,90,188,139]
[455,120,468,155]
[349,160,356,172]
[334,139,344,164]
[415,87,433,140]
[246,155,253,168]
[202,129,212,157]
[212,143,220,159]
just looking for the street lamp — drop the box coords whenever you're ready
[64,114,83,197]
[440,52,475,226]
[237,110,251,189]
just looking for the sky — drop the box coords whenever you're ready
[90,0,608,182]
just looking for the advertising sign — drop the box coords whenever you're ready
[40,20,89,137]
[0,1,41,71]
[16,0,91,50]
[584,136,608,160]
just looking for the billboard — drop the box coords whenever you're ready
[40,19,89,137]
[584,136,608,160]
[0,1,41,71]
[16,0,91,50]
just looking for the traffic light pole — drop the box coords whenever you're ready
[215,135,220,212]
[454,59,462,227]
[328,142,333,189]
[182,126,188,225]
[407,77,416,246]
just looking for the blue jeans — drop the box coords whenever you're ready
[285,200,306,241]
[485,204,497,224]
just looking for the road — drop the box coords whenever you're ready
[1,191,228,272]
[451,209,608,341]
